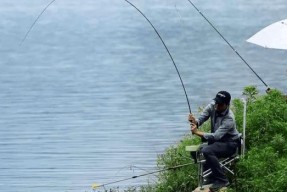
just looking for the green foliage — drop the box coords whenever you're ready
[242,85,259,102]
[236,147,287,192]
[231,98,244,133]
[244,89,287,150]
[153,122,211,192]
[154,135,198,192]
[234,88,287,192]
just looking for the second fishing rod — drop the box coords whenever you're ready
[186,0,270,90]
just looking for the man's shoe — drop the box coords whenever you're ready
[210,180,229,189]
[202,177,215,185]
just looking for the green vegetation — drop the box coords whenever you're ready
[96,87,287,192]
[232,87,287,192]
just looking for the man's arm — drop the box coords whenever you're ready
[188,102,213,126]
[191,116,235,141]
[190,123,204,137]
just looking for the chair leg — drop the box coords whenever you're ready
[198,160,204,189]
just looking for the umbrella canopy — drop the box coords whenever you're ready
[247,19,287,50]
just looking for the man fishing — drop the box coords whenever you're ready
[188,91,240,189]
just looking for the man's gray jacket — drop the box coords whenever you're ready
[196,101,240,142]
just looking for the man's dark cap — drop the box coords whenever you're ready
[214,91,231,105]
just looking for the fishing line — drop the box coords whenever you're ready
[20,0,56,46]
[186,0,269,89]
[124,0,192,113]
[174,3,184,24]
[91,162,194,190]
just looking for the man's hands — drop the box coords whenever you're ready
[190,123,199,134]
[188,113,200,135]
[188,113,197,124]
[190,123,204,137]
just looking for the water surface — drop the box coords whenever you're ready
[0,0,286,191]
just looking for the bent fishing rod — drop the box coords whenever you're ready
[20,0,192,113]
[124,0,191,113]
[186,0,270,89]
[91,162,194,190]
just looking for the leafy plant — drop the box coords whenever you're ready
[242,85,259,102]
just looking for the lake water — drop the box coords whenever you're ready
[0,0,286,191]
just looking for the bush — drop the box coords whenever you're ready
[234,88,287,192]
[154,122,211,192]
[155,135,199,192]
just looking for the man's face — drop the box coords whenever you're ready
[215,103,227,112]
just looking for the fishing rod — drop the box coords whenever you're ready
[186,0,270,89]
[124,0,191,113]
[20,0,56,46]
[91,162,194,190]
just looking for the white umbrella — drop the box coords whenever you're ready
[247,19,287,50]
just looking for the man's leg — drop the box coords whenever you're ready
[201,142,237,183]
